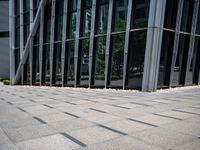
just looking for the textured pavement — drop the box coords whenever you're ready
[0,85,200,150]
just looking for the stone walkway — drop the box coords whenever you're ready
[0,85,200,150]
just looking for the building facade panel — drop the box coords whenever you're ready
[10,0,200,92]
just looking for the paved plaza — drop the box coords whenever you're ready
[0,85,200,150]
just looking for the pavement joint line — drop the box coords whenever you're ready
[172,109,200,115]
[33,116,47,124]
[128,118,158,127]
[89,108,107,114]
[190,106,200,109]
[65,101,77,105]
[17,107,27,112]
[130,102,150,107]
[64,112,80,118]
[7,101,13,105]
[61,132,87,147]
[150,100,168,104]
[98,124,127,136]
[43,104,54,109]
[112,104,130,110]
[152,113,182,120]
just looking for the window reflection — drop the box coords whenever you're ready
[164,0,179,30]
[113,0,128,32]
[126,30,147,89]
[109,34,125,87]
[95,0,109,34]
[94,36,106,86]
[180,0,194,33]
[131,0,150,29]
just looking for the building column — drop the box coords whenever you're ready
[61,0,69,86]
[29,0,34,85]
[39,4,45,85]
[9,0,15,84]
[142,0,166,92]
[89,0,97,87]
[74,0,82,87]
[105,0,114,88]
[49,0,56,86]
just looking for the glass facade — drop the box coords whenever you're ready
[12,0,200,91]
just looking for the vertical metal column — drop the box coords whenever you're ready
[89,0,97,87]
[74,0,82,87]
[39,4,45,85]
[61,0,69,86]
[49,0,56,86]
[9,0,15,84]
[142,0,166,92]
[123,0,133,90]
[19,0,24,84]
[169,0,184,87]
[29,0,34,85]
[105,0,114,88]
[185,0,199,85]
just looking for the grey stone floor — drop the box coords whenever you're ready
[0,85,200,150]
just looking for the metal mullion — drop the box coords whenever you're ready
[89,0,97,87]
[9,0,16,84]
[39,4,45,85]
[74,0,82,86]
[19,0,25,84]
[29,0,34,85]
[185,1,199,85]
[105,0,114,88]
[49,0,56,86]
[123,0,133,89]
[169,0,184,87]
[61,0,69,86]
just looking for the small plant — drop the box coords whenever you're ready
[0,78,4,81]
[3,80,10,85]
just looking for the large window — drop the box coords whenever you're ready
[158,31,175,88]
[171,34,190,86]
[126,30,147,89]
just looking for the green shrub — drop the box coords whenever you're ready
[0,78,4,81]
[3,80,10,85]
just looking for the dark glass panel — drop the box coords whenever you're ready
[82,0,92,9]
[196,4,200,35]
[131,0,150,29]
[171,34,190,86]
[95,1,109,34]
[54,42,62,85]
[186,37,200,84]
[14,49,20,73]
[126,30,147,89]
[158,31,175,88]
[15,27,20,48]
[32,46,40,84]
[94,36,106,86]
[23,56,30,84]
[54,0,64,41]
[180,0,194,33]
[43,44,50,84]
[67,0,77,39]
[79,39,90,86]
[23,0,29,12]
[15,0,20,15]
[66,41,75,85]
[43,1,51,43]
[109,34,125,87]
[113,0,128,32]
[164,0,179,29]
[80,9,92,37]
